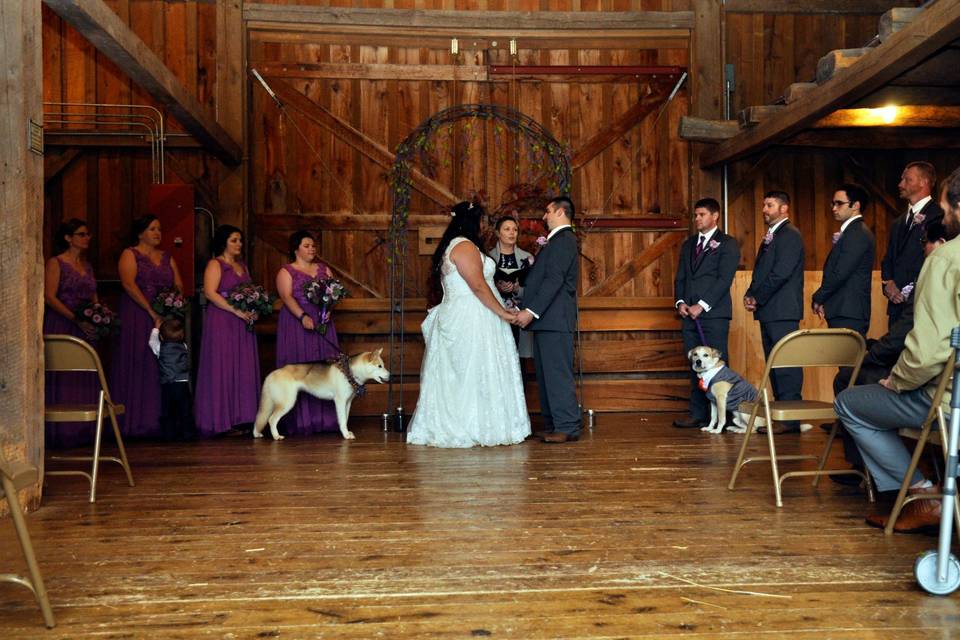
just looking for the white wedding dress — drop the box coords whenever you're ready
[407,237,531,448]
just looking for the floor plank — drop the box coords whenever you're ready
[1,414,957,638]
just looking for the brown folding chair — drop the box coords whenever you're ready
[44,334,134,502]
[727,328,873,507]
[884,351,960,536]
[1,453,55,628]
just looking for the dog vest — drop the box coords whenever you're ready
[701,366,758,408]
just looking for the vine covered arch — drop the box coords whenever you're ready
[386,104,572,417]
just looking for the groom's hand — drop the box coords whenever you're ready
[515,309,534,328]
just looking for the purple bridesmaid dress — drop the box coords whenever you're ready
[44,258,98,449]
[275,263,340,435]
[194,259,262,436]
[111,249,174,438]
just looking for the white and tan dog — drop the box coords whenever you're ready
[688,346,763,434]
[253,349,390,441]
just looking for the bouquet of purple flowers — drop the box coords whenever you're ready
[303,278,348,335]
[226,282,274,330]
[152,287,188,319]
[75,301,118,340]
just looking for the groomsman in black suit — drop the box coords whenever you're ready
[672,198,740,429]
[811,184,876,336]
[881,161,942,324]
[744,191,805,432]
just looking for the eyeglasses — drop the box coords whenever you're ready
[72,232,91,237]
[831,200,851,207]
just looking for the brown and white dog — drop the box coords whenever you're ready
[688,346,762,434]
[253,349,390,441]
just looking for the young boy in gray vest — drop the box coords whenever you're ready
[149,317,195,441]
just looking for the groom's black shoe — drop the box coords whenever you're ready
[672,417,705,429]
[542,432,578,443]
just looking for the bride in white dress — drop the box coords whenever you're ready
[407,201,532,448]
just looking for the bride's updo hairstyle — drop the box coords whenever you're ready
[426,200,486,307]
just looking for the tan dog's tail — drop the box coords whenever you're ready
[253,379,275,435]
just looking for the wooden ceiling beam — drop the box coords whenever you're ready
[700,0,960,168]
[724,0,906,15]
[42,0,241,166]
[784,128,960,150]
[243,5,693,30]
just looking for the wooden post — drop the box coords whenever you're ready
[217,0,246,229]
[690,0,724,207]
[0,0,45,513]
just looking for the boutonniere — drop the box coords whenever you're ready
[913,212,926,226]
[536,236,548,247]
[762,230,774,245]
[708,239,721,251]
[832,232,841,245]
[901,282,915,300]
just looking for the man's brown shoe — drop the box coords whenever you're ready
[866,484,941,533]
[542,432,579,443]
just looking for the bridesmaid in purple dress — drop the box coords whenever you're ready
[43,219,99,448]
[275,230,340,435]
[194,225,262,436]
[111,215,184,439]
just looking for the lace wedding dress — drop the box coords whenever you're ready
[407,237,531,447]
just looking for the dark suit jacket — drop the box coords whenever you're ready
[881,198,943,314]
[812,217,875,322]
[747,221,805,323]
[864,297,914,368]
[524,227,579,333]
[673,230,740,320]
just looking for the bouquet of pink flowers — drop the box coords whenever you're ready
[303,278,348,335]
[75,301,118,340]
[152,287,188,319]
[226,282,274,330]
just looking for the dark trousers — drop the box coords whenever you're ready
[160,381,194,440]
[760,320,803,427]
[532,330,581,436]
[681,316,730,421]
[828,316,869,337]
[832,363,891,468]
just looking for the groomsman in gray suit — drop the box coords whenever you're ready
[515,197,582,443]
[811,183,876,336]
[672,198,740,429]
[744,191,805,432]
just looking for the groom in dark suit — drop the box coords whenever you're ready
[744,190,805,432]
[672,197,740,429]
[515,197,582,443]
[811,183,876,336]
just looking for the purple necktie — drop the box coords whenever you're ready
[694,235,705,259]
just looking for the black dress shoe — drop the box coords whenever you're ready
[830,472,865,487]
[542,432,579,443]
[672,417,705,429]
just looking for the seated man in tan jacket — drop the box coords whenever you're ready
[835,166,960,533]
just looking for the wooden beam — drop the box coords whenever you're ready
[784,128,960,150]
[266,79,458,207]
[571,87,669,169]
[816,48,870,85]
[256,62,489,83]
[784,82,817,104]
[844,154,902,215]
[42,0,241,166]
[700,0,960,168]
[724,0,906,14]
[584,232,684,297]
[678,116,739,143]
[44,148,81,184]
[739,105,785,128]
[243,5,694,30]
[163,152,220,213]
[853,86,960,108]
[817,106,960,128]
[44,131,202,148]
[690,0,723,201]
[891,48,960,87]
[879,7,923,43]
[216,0,247,228]
[1,0,45,512]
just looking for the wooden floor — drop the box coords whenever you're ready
[1,414,957,638]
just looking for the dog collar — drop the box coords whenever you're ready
[334,353,367,398]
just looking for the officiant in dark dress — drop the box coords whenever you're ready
[489,215,534,358]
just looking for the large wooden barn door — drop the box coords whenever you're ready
[247,16,692,415]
